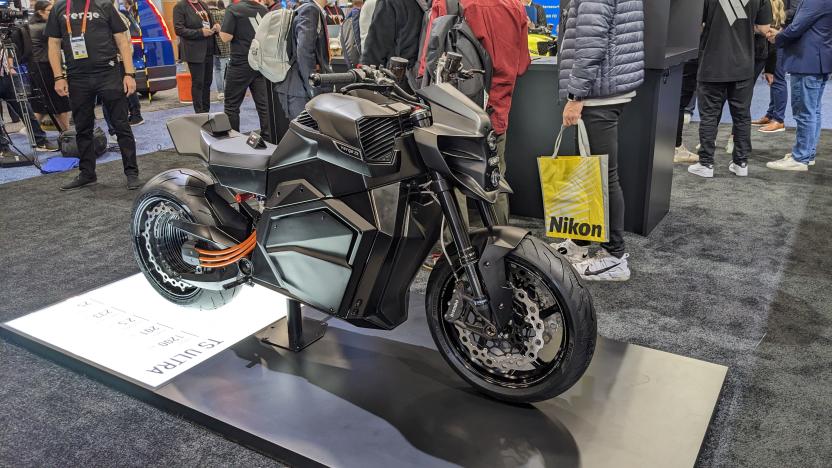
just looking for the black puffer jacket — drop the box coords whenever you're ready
[360,0,425,67]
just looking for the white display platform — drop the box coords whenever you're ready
[5,275,285,389]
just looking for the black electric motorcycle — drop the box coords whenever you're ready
[131,56,596,403]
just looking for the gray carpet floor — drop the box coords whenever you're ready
[1,123,830,467]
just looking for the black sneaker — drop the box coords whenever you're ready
[36,140,60,152]
[129,115,145,127]
[61,175,97,191]
[127,174,142,190]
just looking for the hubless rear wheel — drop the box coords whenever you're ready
[131,169,240,310]
[426,235,596,403]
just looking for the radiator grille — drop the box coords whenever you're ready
[356,116,403,164]
[296,111,319,131]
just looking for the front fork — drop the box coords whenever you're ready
[431,172,504,335]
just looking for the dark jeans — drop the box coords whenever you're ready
[188,55,214,113]
[575,104,626,258]
[676,59,699,147]
[224,61,270,141]
[0,75,48,148]
[766,48,787,123]
[697,79,754,166]
[68,67,138,179]
[102,92,141,135]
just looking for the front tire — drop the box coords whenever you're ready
[131,179,240,310]
[426,235,596,403]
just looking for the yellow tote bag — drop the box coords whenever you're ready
[537,120,609,243]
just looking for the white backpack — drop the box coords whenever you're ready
[248,9,295,83]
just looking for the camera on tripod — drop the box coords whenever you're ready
[0,0,27,25]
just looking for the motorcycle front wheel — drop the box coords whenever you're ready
[426,235,596,403]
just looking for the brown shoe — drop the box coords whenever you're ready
[752,116,771,126]
[759,121,785,133]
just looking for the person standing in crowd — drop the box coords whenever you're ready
[688,0,771,179]
[219,0,271,141]
[523,0,547,29]
[422,0,529,228]
[674,59,700,163]
[26,0,71,133]
[554,0,644,282]
[118,0,144,125]
[0,59,59,155]
[274,0,330,120]
[358,0,376,52]
[753,0,796,134]
[174,0,219,113]
[47,0,140,191]
[766,0,831,171]
[360,0,423,69]
[324,1,343,24]
[207,0,230,100]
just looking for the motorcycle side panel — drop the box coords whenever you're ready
[252,180,441,329]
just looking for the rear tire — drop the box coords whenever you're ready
[131,173,240,310]
[426,235,596,403]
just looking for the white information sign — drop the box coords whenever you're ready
[5,275,286,389]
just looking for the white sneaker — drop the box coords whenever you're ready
[217,92,225,101]
[688,163,714,178]
[784,153,815,166]
[674,145,698,164]
[683,112,692,125]
[766,155,808,171]
[107,134,118,146]
[550,239,589,264]
[574,251,630,282]
[729,162,748,177]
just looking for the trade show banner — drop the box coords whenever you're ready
[538,1,561,29]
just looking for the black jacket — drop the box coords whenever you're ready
[173,0,219,63]
[28,17,49,64]
[360,0,425,67]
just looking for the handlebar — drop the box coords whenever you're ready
[309,69,366,87]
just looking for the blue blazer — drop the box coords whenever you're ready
[775,0,832,74]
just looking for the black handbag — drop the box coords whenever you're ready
[59,127,108,158]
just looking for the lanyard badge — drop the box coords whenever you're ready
[65,0,92,60]
[189,1,211,29]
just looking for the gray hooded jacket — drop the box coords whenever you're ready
[558,0,645,100]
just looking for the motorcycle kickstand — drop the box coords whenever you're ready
[256,298,327,352]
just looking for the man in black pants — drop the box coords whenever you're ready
[674,59,699,163]
[219,0,270,141]
[688,0,771,178]
[47,0,139,191]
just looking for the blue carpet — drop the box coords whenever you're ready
[0,98,261,185]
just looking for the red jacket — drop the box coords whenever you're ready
[419,0,530,134]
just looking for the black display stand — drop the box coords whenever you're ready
[256,298,327,352]
[506,1,704,235]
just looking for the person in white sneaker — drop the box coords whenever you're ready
[691,0,772,179]
[674,59,699,164]
[766,0,831,172]
[574,250,631,282]
[550,239,589,264]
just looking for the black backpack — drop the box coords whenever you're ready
[59,127,109,158]
[417,0,492,108]
[339,13,361,69]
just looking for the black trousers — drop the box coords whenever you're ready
[0,75,48,147]
[68,66,138,179]
[697,79,754,166]
[576,104,627,258]
[188,54,214,113]
[676,59,699,147]
[223,61,271,141]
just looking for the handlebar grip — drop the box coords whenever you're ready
[310,70,362,87]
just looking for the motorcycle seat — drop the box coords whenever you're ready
[208,135,276,172]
